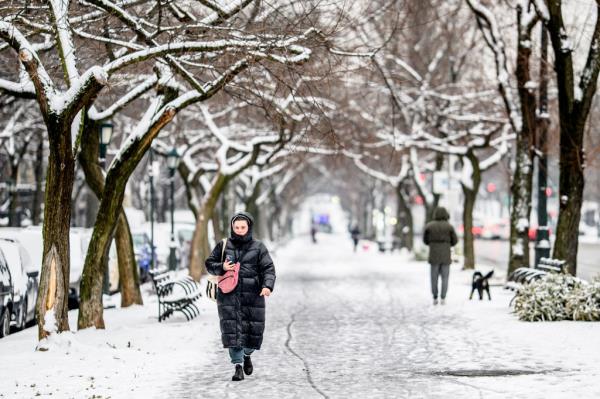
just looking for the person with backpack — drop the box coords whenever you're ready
[423,207,458,305]
[205,212,276,381]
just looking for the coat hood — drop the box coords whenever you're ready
[433,207,450,221]
[230,211,254,243]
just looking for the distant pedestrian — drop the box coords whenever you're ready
[205,212,276,381]
[423,207,458,305]
[350,225,361,252]
[310,223,317,243]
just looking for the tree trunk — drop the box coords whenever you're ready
[78,108,175,329]
[79,117,142,309]
[245,180,262,238]
[36,122,73,341]
[220,190,231,238]
[552,117,585,275]
[265,191,281,241]
[461,151,481,270]
[507,13,537,275]
[188,173,230,281]
[542,0,600,274]
[178,161,199,218]
[414,153,443,224]
[115,210,142,306]
[395,182,413,251]
[84,189,99,227]
[32,138,45,226]
[78,174,127,329]
[211,211,224,242]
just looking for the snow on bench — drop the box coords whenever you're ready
[149,268,202,322]
[505,257,568,291]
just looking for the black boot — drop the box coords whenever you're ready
[232,364,244,381]
[243,355,253,375]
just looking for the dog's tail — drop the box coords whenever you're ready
[483,270,494,280]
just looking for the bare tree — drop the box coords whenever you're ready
[466,0,540,274]
[532,0,600,274]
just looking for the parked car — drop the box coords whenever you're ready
[457,219,484,239]
[0,227,91,309]
[175,223,194,270]
[0,238,38,331]
[0,248,14,338]
[482,219,510,240]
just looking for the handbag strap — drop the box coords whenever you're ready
[220,238,228,263]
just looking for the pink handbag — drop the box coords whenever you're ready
[218,262,240,293]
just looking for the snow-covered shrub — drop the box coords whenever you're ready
[512,274,590,321]
[565,280,600,321]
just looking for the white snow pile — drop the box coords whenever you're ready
[513,274,600,321]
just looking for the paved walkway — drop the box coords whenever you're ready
[163,234,600,399]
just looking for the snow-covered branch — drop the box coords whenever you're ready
[466,0,523,134]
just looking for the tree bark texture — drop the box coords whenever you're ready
[115,211,142,306]
[36,121,73,340]
[394,182,414,251]
[507,10,537,275]
[461,151,481,270]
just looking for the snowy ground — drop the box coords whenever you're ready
[1,234,600,399]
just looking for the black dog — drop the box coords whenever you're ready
[469,270,494,300]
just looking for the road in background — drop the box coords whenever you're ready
[474,239,599,281]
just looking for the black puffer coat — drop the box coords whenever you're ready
[205,212,276,349]
[423,207,458,265]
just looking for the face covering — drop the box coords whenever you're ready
[230,215,253,244]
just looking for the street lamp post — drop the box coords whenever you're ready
[149,149,156,270]
[167,147,179,271]
[535,26,551,267]
[98,121,113,295]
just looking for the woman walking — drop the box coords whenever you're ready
[423,207,458,305]
[205,212,276,381]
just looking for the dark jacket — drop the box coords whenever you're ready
[423,207,458,265]
[205,212,276,349]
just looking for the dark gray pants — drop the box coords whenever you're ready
[430,264,450,299]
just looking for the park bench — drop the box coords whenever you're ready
[505,257,568,291]
[149,268,202,322]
